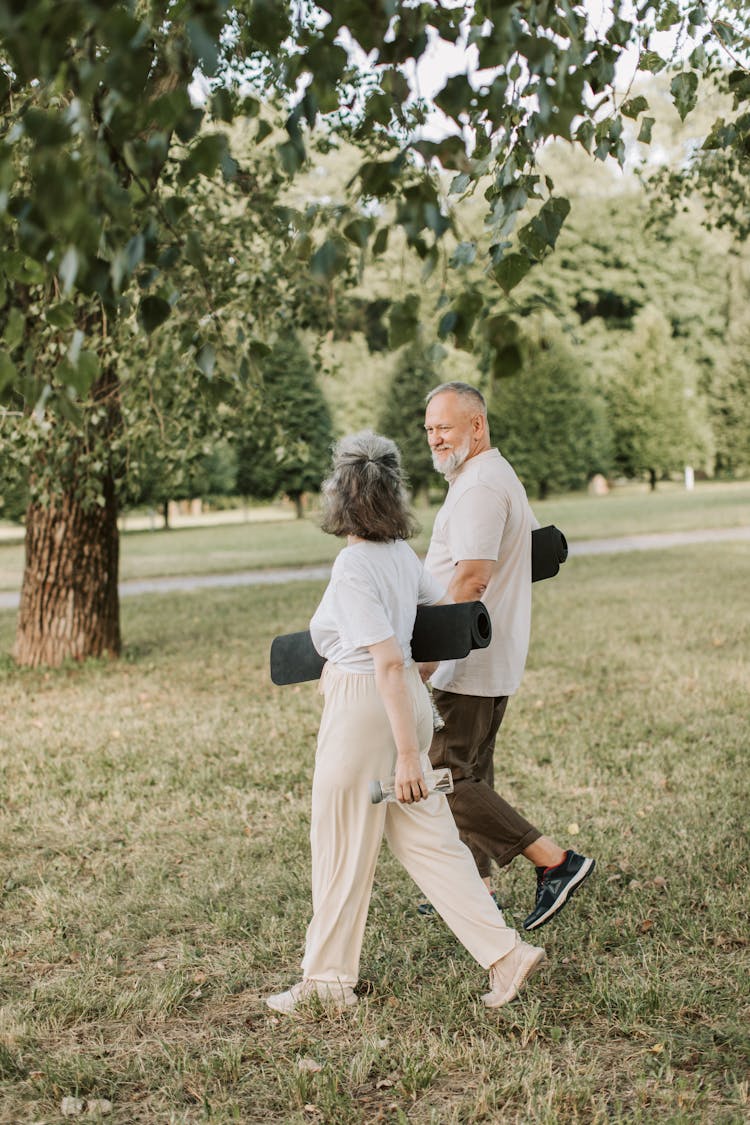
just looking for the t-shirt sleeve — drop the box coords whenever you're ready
[418,566,445,605]
[330,576,395,650]
[447,484,508,562]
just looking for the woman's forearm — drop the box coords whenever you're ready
[369,636,427,803]
[375,662,420,758]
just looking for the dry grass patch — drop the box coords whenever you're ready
[0,546,748,1123]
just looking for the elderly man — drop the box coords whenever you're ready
[421,381,594,930]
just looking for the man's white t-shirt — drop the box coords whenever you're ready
[310,539,444,674]
[425,448,538,698]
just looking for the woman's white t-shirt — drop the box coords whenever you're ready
[310,539,444,674]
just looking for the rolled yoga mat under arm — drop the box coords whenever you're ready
[270,600,492,686]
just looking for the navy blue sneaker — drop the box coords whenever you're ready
[522,851,595,931]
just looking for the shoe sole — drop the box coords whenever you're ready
[482,947,547,1008]
[266,990,358,1015]
[523,858,596,931]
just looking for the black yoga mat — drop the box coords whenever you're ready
[531,524,568,583]
[270,600,491,686]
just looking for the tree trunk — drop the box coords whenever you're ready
[13,473,121,667]
[648,467,657,491]
[292,492,304,519]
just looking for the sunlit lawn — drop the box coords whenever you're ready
[0,479,748,592]
[0,534,747,1122]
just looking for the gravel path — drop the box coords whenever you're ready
[0,526,747,611]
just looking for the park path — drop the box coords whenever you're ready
[0,526,748,611]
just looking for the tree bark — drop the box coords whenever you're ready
[13,473,121,667]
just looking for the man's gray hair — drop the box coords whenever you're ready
[425,381,487,414]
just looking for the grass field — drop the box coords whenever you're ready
[0,479,748,592]
[0,498,748,1123]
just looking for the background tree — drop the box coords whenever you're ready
[711,261,750,475]
[605,307,701,489]
[488,316,612,501]
[1,1,749,665]
[235,331,333,518]
[378,341,441,501]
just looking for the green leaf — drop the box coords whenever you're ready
[277,138,305,176]
[518,197,571,260]
[249,0,291,49]
[671,72,698,122]
[256,119,274,144]
[389,294,421,348]
[372,228,389,257]
[449,172,471,195]
[343,218,375,248]
[310,239,348,280]
[449,241,477,267]
[175,107,204,143]
[45,303,75,330]
[437,288,483,349]
[433,73,476,121]
[210,88,235,123]
[138,296,171,334]
[239,95,260,119]
[655,1,680,31]
[184,230,206,271]
[77,351,99,388]
[637,116,655,144]
[187,18,219,76]
[492,253,533,294]
[3,307,25,351]
[492,344,523,379]
[22,107,70,146]
[61,350,99,396]
[621,96,649,119]
[483,314,519,349]
[639,51,666,74]
[0,349,17,393]
[196,343,216,378]
[163,196,189,226]
[179,135,228,183]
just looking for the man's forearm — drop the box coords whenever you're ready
[447,573,488,603]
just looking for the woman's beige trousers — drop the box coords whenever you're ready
[301,662,518,987]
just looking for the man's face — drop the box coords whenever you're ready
[424,392,475,477]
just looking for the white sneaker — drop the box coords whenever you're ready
[482,939,547,1008]
[266,979,358,1015]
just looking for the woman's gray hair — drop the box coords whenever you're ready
[320,430,417,542]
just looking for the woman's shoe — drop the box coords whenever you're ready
[482,939,547,1008]
[266,979,358,1015]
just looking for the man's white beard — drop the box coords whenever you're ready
[432,436,471,477]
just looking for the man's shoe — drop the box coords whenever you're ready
[482,939,547,1008]
[523,851,595,931]
[266,979,358,1015]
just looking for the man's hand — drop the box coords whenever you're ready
[394,752,428,804]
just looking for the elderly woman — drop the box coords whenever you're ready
[266,431,546,1014]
